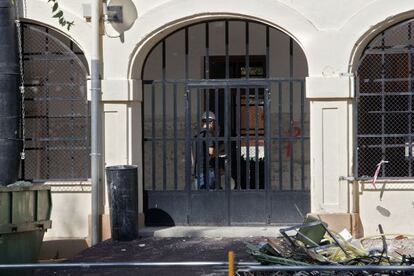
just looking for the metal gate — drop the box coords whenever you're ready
[144,80,309,226]
[143,19,310,226]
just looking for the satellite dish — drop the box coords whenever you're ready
[105,0,137,36]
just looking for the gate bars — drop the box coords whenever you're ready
[143,78,308,192]
[142,19,309,193]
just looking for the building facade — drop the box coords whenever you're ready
[18,0,414,251]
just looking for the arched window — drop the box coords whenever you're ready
[357,19,414,178]
[21,23,90,180]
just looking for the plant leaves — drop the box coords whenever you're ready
[67,21,74,31]
[59,17,66,26]
[53,10,63,18]
[48,1,74,31]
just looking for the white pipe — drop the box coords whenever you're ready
[91,0,102,246]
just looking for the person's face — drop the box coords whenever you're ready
[202,119,215,130]
[208,120,215,130]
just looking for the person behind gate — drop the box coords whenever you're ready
[192,111,218,189]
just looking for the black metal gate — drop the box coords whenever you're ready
[185,82,271,225]
[143,19,309,226]
[144,80,309,226]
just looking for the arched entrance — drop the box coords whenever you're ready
[356,19,414,179]
[142,19,309,225]
[20,22,90,181]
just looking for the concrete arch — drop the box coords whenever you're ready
[20,19,90,75]
[343,1,414,73]
[23,0,92,73]
[127,0,317,79]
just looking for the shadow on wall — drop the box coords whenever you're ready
[39,239,89,260]
[145,208,175,227]
[376,205,391,217]
[47,190,91,242]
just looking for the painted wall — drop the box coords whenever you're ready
[357,181,414,235]
[20,0,414,240]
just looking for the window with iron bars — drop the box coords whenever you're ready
[357,19,414,178]
[21,23,90,181]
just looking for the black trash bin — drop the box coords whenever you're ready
[106,165,138,241]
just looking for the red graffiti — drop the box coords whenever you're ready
[285,121,301,158]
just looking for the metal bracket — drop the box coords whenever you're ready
[106,6,123,23]
[339,72,354,78]
[339,176,355,181]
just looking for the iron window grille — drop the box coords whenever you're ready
[21,22,90,181]
[357,19,414,178]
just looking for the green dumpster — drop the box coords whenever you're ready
[0,183,52,276]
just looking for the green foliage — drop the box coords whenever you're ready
[10,0,74,31]
[47,0,74,31]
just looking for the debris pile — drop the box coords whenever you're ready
[246,216,414,274]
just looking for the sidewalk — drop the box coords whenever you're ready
[139,226,285,238]
[34,236,263,276]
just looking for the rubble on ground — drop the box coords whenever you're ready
[246,216,414,274]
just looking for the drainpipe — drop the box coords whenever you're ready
[91,0,103,246]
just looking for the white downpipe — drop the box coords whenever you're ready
[91,0,103,246]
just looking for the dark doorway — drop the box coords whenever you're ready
[208,56,266,190]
